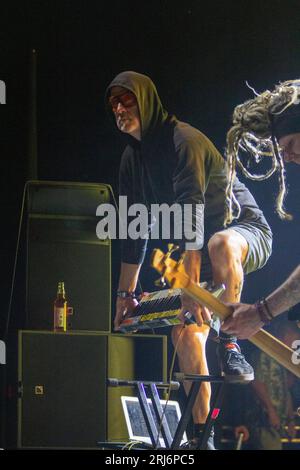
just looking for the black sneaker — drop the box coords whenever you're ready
[180,428,216,450]
[217,342,254,383]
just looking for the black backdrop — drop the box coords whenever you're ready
[1,0,300,445]
[1,0,300,318]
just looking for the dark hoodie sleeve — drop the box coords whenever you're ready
[119,147,148,264]
[172,136,209,251]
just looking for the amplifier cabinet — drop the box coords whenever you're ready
[17,330,167,449]
[26,181,111,331]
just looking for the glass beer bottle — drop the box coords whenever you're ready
[54,281,67,332]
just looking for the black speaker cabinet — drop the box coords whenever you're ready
[26,181,111,331]
[17,330,167,449]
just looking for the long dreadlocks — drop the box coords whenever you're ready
[225,79,300,226]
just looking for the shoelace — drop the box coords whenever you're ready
[224,350,245,363]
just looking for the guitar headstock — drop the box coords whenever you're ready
[150,245,190,289]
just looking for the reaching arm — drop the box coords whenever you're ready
[172,134,213,326]
[115,147,148,330]
[222,264,300,339]
[265,264,300,316]
[179,249,212,326]
[114,262,141,330]
[183,249,201,284]
[118,262,141,293]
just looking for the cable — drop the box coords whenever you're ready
[1,180,40,449]
[168,327,185,391]
[121,440,144,450]
[4,180,36,340]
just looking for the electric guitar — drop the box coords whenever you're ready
[150,246,300,378]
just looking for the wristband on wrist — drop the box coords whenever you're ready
[117,290,136,299]
[262,298,275,319]
[255,299,272,325]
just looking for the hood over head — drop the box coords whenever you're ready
[105,71,169,139]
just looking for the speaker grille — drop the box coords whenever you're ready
[26,182,111,331]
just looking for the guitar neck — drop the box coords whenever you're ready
[182,284,231,318]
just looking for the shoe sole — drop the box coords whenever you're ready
[222,372,254,383]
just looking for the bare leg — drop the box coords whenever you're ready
[208,228,254,383]
[171,229,249,425]
[171,323,211,423]
[208,229,248,304]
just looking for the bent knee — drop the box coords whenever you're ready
[208,229,248,264]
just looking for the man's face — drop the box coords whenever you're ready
[109,86,141,140]
[278,133,300,164]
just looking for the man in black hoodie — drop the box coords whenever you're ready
[105,71,272,448]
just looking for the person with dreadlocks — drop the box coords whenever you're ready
[222,79,300,339]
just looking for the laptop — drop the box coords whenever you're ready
[121,396,188,448]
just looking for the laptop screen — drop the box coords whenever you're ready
[121,396,187,448]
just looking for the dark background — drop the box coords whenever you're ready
[1,0,300,447]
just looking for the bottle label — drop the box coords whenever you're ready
[54,307,66,330]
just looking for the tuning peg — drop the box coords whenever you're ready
[166,244,179,257]
[154,276,166,288]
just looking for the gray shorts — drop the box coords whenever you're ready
[231,222,273,275]
[200,221,273,280]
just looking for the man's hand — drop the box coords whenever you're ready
[221,302,264,339]
[234,425,250,442]
[179,292,212,327]
[114,296,139,330]
[178,250,211,326]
